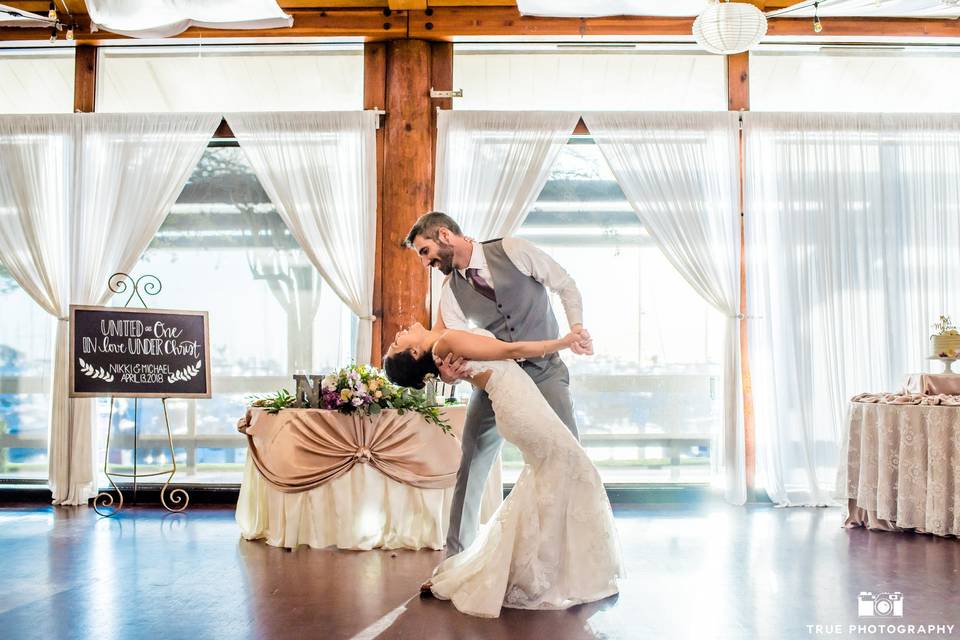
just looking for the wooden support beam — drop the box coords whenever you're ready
[379,40,436,355]
[727,52,749,112]
[727,50,755,497]
[365,41,388,366]
[73,44,96,112]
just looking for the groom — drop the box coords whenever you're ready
[404,211,592,558]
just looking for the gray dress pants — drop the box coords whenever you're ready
[444,354,579,557]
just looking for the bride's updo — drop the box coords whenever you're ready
[383,349,440,389]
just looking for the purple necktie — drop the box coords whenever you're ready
[465,268,496,302]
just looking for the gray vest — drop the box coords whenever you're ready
[449,239,560,369]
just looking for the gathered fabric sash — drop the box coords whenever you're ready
[239,407,464,492]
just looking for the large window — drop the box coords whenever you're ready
[452,44,727,484]
[98,146,357,484]
[0,48,74,113]
[97,44,363,112]
[507,141,724,484]
[751,46,960,112]
[0,277,53,481]
[454,44,726,111]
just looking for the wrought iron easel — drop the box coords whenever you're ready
[93,273,190,517]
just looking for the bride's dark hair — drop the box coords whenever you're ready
[383,349,440,389]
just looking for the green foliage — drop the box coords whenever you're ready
[248,388,296,414]
[246,364,453,435]
[382,385,452,435]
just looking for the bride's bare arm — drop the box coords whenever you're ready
[434,329,579,362]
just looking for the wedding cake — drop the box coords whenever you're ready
[931,315,960,358]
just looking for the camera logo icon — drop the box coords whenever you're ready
[858,591,904,617]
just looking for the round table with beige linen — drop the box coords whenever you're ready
[838,393,960,537]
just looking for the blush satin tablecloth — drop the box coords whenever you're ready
[236,406,503,550]
[902,373,960,396]
[838,394,960,537]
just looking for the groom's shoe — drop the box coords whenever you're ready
[419,581,434,598]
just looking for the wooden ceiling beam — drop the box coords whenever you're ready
[3,5,960,43]
[388,0,427,9]
[765,16,960,37]
[0,0,806,17]
[2,1,51,11]
[412,8,691,38]
[427,0,516,5]
[409,6,960,39]
[279,1,387,7]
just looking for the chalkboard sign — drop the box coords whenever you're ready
[69,305,211,399]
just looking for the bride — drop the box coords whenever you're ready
[384,322,622,619]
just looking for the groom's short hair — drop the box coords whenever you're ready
[403,211,463,248]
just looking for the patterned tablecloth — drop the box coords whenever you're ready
[839,393,960,537]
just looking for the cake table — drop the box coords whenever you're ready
[838,392,960,537]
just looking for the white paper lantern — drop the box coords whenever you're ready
[693,1,768,55]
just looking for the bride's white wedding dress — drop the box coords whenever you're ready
[429,329,622,618]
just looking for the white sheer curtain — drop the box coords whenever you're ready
[584,111,745,505]
[434,110,580,240]
[743,112,960,506]
[54,113,219,505]
[226,111,378,363]
[0,113,218,505]
[0,115,72,497]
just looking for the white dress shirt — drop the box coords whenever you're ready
[440,238,583,330]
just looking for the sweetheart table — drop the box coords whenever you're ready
[236,405,503,550]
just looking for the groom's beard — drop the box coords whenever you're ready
[431,243,455,275]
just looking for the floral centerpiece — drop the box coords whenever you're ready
[248,364,453,434]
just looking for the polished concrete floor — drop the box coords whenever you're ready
[0,503,958,640]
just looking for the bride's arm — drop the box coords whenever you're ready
[434,329,580,362]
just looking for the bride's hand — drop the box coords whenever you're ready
[565,326,594,355]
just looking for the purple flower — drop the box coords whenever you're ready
[322,390,341,410]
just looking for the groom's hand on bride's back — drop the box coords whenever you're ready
[435,353,471,384]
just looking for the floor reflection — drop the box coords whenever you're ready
[0,503,957,640]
